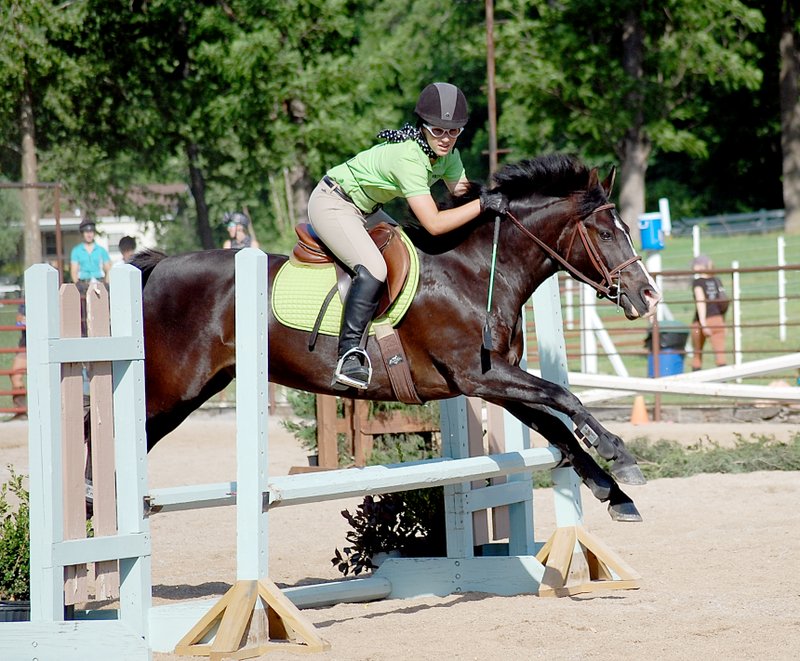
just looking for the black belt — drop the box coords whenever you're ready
[322,175,355,205]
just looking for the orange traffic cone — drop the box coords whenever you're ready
[630,395,650,425]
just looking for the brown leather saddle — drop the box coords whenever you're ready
[291,221,411,318]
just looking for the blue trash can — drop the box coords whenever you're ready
[638,216,664,250]
[647,350,684,377]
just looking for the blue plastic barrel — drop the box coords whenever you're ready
[647,350,684,377]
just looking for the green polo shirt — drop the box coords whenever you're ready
[326,140,465,213]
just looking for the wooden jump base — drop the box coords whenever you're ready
[3,250,639,661]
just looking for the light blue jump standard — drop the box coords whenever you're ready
[0,263,152,661]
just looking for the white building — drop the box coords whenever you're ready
[40,183,187,266]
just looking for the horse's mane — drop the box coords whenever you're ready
[494,154,589,198]
[408,154,605,253]
[128,249,168,288]
[494,154,607,219]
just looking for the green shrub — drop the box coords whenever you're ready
[625,433,800,479]
[331,488,446,576]
[0,467,30,601]
[281,389,320,452]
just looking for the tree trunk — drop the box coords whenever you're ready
[285,165,313,227]
[186,142,214,249]
[619,134,651,239]
[617,10,651,238]
[20,82,42,268]
[780,2,800,235]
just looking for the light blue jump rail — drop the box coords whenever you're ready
[1,249,585,659]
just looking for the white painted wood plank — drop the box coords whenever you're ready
[45,336,144,363]
[267,447,561,507]
[0,622,149,661]
[568,352,800,403]
[234,248,270,582]
[373,556,545,598]
[532,274,583,527]
[54,533,151,567]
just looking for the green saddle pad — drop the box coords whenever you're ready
[272,228,419,336]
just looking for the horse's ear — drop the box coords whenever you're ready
[601,166,617,196]
[587,167,599,190]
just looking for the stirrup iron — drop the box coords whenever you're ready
[333,347,373,390]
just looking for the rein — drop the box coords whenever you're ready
[505,202,642,304]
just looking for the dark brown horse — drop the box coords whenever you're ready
[131,154,660,521]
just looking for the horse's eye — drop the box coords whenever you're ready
[599,230,613,241]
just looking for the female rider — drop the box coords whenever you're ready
[307,82,507,390]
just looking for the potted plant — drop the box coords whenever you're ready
[0,466,30,621]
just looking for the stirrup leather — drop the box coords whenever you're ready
[333,347,373,390]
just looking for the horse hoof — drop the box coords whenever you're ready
[610,461,647,485]
[608,501,643,522]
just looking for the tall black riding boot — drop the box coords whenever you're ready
[333,265,384,390]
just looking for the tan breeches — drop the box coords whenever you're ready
[307,179,388,282]
[690,314,727,368]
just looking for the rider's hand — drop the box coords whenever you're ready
[480,190,509,216]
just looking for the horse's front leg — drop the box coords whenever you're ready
[455,358,645,486]
[494,400,642,522]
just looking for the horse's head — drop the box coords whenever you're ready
[493,154,661,320]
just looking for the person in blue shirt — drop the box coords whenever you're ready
[70,219,111,283]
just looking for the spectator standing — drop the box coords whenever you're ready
[118,235,137,262]
[690,254,729,370]
[70,219,111,284]
[222,212,259,250]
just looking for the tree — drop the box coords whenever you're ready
[0,0,84,267]
[496,0,764,231]
[779,0,800,234]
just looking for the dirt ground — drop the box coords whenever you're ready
[2,412,799,661]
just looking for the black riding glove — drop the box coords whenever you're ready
[480,190,509,216]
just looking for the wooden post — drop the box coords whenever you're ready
[315,394,338,469]
[59,283,87,606]
[353,399,371,467]
[86,283,120,599]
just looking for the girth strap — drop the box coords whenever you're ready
[373,321,422,405]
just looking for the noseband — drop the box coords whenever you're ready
[505,202,642,305]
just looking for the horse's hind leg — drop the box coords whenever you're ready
[500,402,642,522]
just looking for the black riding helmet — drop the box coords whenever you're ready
[415,82,469,129]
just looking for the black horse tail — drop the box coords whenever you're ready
[128,249,168,288]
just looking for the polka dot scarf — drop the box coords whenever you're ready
[377,123,437,159]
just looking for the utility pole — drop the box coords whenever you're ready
[485,0,498,178]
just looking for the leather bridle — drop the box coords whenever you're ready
[505,202,642,305]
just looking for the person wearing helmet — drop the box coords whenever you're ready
[222,211,260,250]
[307,82,508,390]
[70,218,111,284]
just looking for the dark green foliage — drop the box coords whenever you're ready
[331,488,445,577]
[0,467,30,601]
